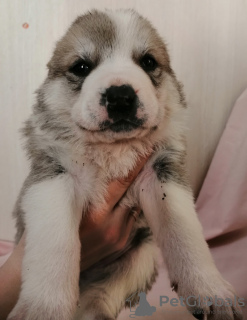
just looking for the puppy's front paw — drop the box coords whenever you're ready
[7,303,27,320]
[174,273,243,320]
[7,294,76,320]
[75,296,116,320]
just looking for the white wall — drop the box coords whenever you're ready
[1,0,247,241]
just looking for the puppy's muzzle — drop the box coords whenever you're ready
[100,85,144,132]
[104,85,137,120]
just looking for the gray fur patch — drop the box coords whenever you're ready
[21,116,67,181]
[39,113,73,141]
[13,150,66,243]
[13,199,25,244]
[170,72,187,108]
[153,146,189,186]
[23,100,75,153]
[129,227,152,247]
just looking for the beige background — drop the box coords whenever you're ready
[0,0,247,241]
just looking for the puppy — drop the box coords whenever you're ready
[8,9,242,320]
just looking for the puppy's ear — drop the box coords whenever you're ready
[46,56,59,78]
[46,38,68,78]
[46,60,53,75]
[47,60,52,71]
[46,55,60,78]
[46,47,58,78]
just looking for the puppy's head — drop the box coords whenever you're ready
[45,9,176,144]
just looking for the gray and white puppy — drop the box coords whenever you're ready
[8,9,242,320]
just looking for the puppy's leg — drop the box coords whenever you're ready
[75,239,159,320]
[139,170,243,319]
[8,174,81,320]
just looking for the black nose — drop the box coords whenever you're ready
[104,85,137,120]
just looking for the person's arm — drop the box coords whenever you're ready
[0,155,148,319]
[0,235,25,320]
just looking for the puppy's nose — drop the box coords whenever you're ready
[104,85,137,120]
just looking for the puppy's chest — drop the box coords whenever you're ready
[66,156,140,209]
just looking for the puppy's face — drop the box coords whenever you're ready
[46,10,172,143]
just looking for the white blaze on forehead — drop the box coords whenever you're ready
[76,41,96,60]
[106,10,146,57]
[63,28,97,65]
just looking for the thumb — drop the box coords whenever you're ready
[105,154,151,210]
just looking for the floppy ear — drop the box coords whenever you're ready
[46,22,81,78]
[46,38,68,78]
[46,59,52,71]
[46,51,61,78]
[46,9,114,79]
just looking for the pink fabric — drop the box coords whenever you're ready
[197,88,247,240]
[1,88,247,318]
[195,88,247,317]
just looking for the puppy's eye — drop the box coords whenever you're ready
[140,55,158,72]
[69,60,92,77]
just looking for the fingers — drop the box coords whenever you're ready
[122,207,141,244]
[104,154,151,210]
[111,204,133,226]
[127,207,141,225]
[106,206,141,251]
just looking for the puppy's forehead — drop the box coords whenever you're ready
[72,10,116,56]
[108,10,164,55]
[48,10,115,71]
[48,9,168,74]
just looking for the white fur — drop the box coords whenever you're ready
[9,176,81,320]
[139,175,241,316]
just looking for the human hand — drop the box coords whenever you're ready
[79,154,149,271]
